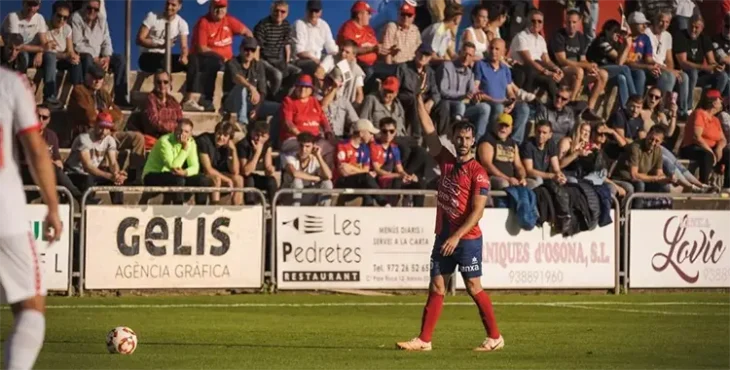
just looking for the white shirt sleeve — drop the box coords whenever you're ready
[293,20,308,57]
[283,154,298,169]
[142,12,156,29]
[12,75,39,135]
[322,21,338,56]
[539,36,548,58]
[36,14,48,33]
[4,13,20,34]
[179,17,190,36]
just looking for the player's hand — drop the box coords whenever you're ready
[440,235,460,256]
[45,210,62,244]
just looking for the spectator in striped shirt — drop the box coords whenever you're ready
[253,0,300,100]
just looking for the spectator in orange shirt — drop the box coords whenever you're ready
[337,1,379,78]
[183,0,252,112]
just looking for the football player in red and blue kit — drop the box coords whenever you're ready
[396,95,504,352]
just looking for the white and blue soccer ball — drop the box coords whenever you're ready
[106,326,138,355]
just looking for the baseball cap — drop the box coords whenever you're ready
[296,74,314,88]
[96,112,115,129]
[706,89,722,99]
[381,76,400,92]
[306,0,323,11]
[417,43,435,56]
[496,113,513,127]
[87,64,105,79]
[212,0,228,7]
[241,37,258,50]
[628,12,649,25]
[400,2,415,15]
[354,119,379,135]
[351,1,373,14]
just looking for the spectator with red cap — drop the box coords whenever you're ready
[359,76,406,137]
[337,1,379,77]
[280,74,335,162]
[64,112,127,204]
[183,0,252,112]
[381,2,421,65]
[293,0,339,78]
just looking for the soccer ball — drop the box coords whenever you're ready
[106,326,138,355]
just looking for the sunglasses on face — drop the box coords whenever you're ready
[531,18,543,24]
[649,94,662,100]
[38,114,50,120]
[557,95,570,101]
[87,6,100,12]
[244,48,256,53]
[381,129,396,134]
[56,13,69,20]
[155,79,170,85]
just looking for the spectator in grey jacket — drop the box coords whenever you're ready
[534,86,577,143]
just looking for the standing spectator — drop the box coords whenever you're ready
[674,0,698,33]
[381,2,421,65]
[141,118,212,205]
[534,86,576,143]
[254,0,299,99]
[184,0,252,112]
[612,125,673,204]
[439,42,488,139]
[477,113,527,190]
[293,0,338,77]
[334,119,387,206]
[586,20,638,109]
[320,69,359,138]
[421,3,463,63]
[549,9,606,120]
[43,0,82,108]
[359,77,407,136]
[1,0,47,73]
[141,70,183,149]
[136,0,189,73]
[71,0,129,107]
[509,9,563,102]
[674,14,730,109]
[520,120,566,189]
[336,1,379,77]
[282,132,333,206]
[279,74,334,159]
[459,5,489,60]
[370,117,426,207]
[222,37,267,127]
[197,121,243,205]
[712,13,730,100]
[645,10,689,116]
[680,90,730,189]
[65,112,127,204]
[474,39,531,143]
[237,121,278,204]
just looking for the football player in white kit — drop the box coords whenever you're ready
[0,68,62,370]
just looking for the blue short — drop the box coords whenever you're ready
[430,235,483,279]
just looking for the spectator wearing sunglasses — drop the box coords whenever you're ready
[253,1,301,100]
[1,0,48,74]
[141,70,183,149]
[136,0,189,74]
[380,2,421,65]
[71,0,130,107]
[534,86,577,144]
[42,0,82,108]
[222,37,268,127]
[292,0,339,78]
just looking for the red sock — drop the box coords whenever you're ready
[418,292,444,343]
[472,291,500,339]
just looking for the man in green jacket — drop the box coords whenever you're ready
[141,118,213,204]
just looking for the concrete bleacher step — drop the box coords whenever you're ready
[128,70,225,112]
[123,110,224,136]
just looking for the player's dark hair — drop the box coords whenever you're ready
[535,120,552,131]
[379,117,397,128]
[566,9,581,19]
[452,120,476,137]
[297,132,316,144]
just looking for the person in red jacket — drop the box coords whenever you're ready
[183,0,252,112]
[337,1,380,77]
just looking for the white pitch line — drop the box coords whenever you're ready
[555,304,729,317]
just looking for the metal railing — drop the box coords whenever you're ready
[78,186,267,296]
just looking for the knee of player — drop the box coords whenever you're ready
[464,278,483,296]
[429,281,447,295]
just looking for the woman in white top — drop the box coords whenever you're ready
[135,0,189,73]
[42,0,82,107]
[485,3,507,43]
[460,5,488,59]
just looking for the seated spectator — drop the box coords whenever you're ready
[196,121,243,205]
[71,0,129,107]
[624,12,655,97]
[64,112,127,204]
[590,122,629,198]
[612,125,673,204]
[135,0,189,73]
[141,118,212,205]
[642,86,678,136]
[645,10,689,117]
[237,122,278,204]
[141,70,183,149]
[674,14,730,110]
[320,69,358,138]
[19,104,82,202]
[421,3,462,63]
[321,40,364,106]
[477,113,527,190]
[359,76,407,137]
[509,9,563,102]
[67,64,145,182]
[459,5,489,60]
[474,39,531,142]
[292,0,338,77]
[380,2,421,65]
[279,74,335,165]
[336,1,379,77]
[559,122,624,185]
[1,0,47,73]
[485,2,507,43]
[605,95,646,159]
[334,119,387,206]
[253,0,300,99]
[712,13,730,99]
[534,86,578,143]
[370,117,426,207]
[184,0,252,112]
[43,0,82,108]
[549,9,606,120]
[438,42,489,138]
[0,34,25,71]
[520,120,566,189]
[586,20,638,109]
[680,89,730,190]
[223,37,267,127]
[282,132,334,206]
[395,44,447,140]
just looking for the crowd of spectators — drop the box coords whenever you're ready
[3,0,729,207]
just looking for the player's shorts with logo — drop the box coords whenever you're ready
[430,234,483,279]
[0,232,46,304]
